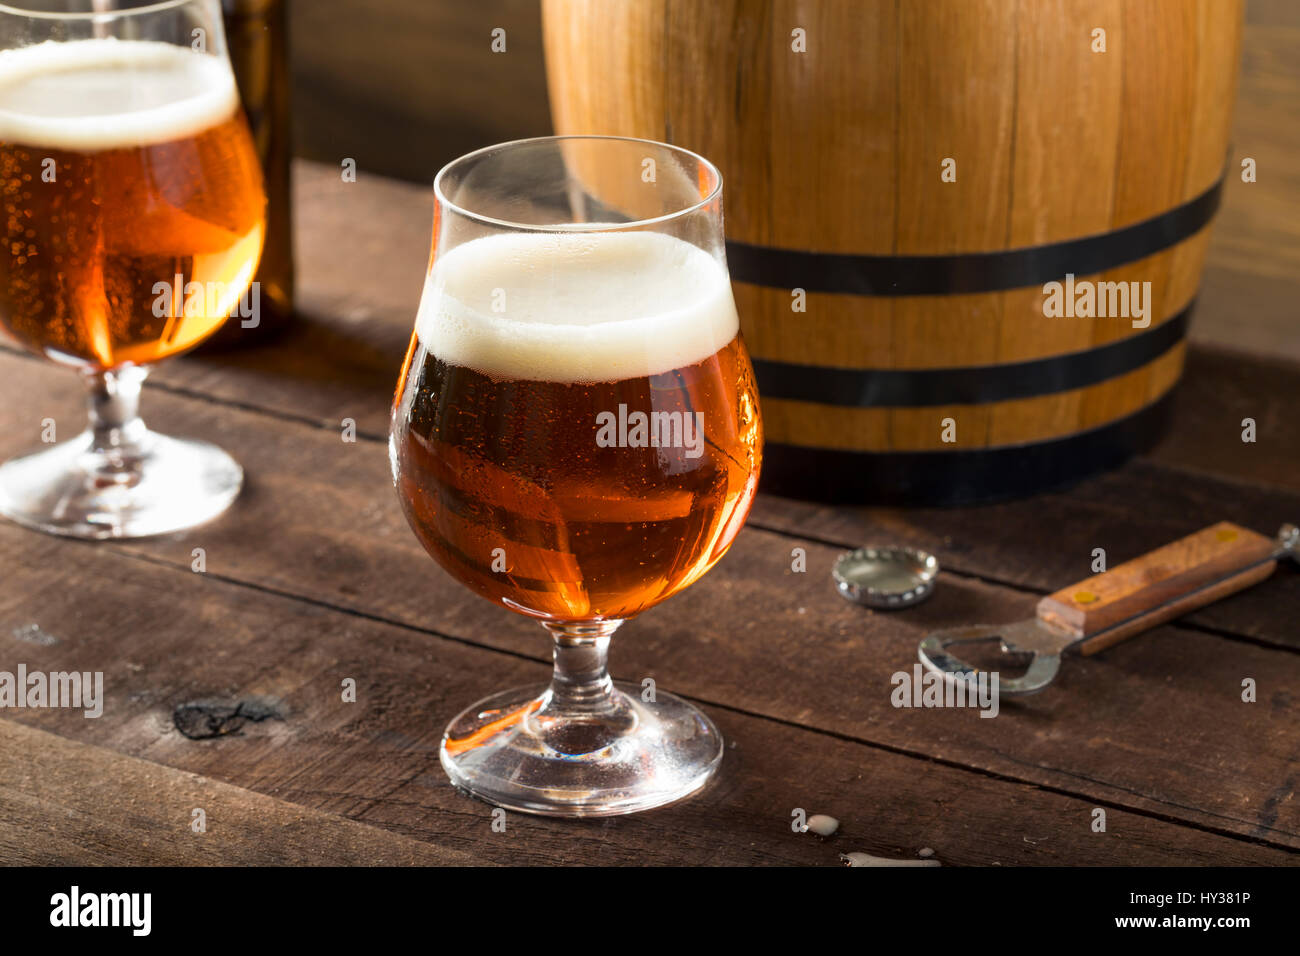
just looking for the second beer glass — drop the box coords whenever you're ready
[0,0,266,538]
[391,136,762,815]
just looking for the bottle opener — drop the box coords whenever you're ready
[919,522,1298,696]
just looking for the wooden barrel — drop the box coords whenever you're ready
[541,0,1243,503]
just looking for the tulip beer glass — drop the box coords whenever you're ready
[391,136,762,815]
[0,0,265,538]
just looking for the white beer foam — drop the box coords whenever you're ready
[0,38,238,150]
[415,231,740,383]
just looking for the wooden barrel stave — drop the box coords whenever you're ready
[541,0,1244,502]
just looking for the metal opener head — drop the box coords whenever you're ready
[918,619,1073,696]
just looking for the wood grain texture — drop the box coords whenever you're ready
[888,0,1015,449]
[1077,560,1276,656]
[0,720,476,865]
[759,341,1186,452]
[1039,521,1278,636]
[0,350,1297,851]
[0,524,1291,865]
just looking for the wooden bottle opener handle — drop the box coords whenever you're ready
[1036,522,1278,656]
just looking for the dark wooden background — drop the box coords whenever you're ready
[290,0,551,183]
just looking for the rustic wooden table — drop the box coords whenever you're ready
[1,161,1296,867]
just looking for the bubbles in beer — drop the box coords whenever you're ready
[0,39,264,368]
[394,231,761,621]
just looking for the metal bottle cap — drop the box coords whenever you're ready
[832,546,939,609]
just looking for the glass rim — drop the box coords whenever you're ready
[0,0,197,20]
[433,134,724,233]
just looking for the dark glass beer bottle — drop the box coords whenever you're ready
[211,0,293,345]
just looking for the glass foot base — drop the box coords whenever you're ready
[440,681,723,817]
[0,430,242,540]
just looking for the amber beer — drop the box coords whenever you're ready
[391,231,762,622]
[0,39,265,368]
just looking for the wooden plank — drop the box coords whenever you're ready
[1,353,1297,849]
[0,527,1289,865]
[888,0,1017,449]
[991,0,1120,454]
[0,719,474,865]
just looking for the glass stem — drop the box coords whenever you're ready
[543,619,624,716]
[83,365,150,474]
